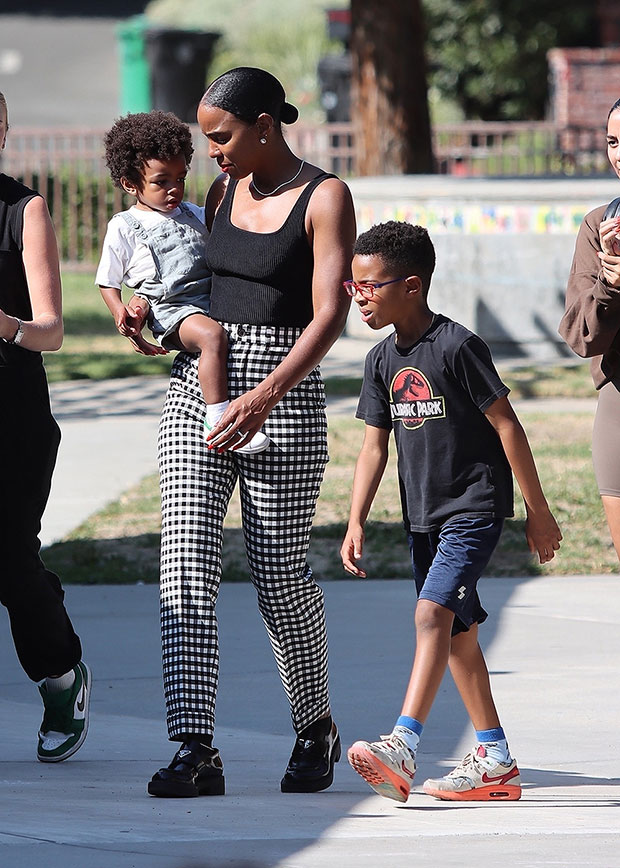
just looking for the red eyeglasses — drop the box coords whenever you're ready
[343,277,407,299]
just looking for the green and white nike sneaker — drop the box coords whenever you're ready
[37,661,91,763]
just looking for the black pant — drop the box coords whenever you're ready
[0,364,81,682]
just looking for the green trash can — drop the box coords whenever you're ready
[117,16,151,114]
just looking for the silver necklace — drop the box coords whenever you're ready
[251,160,305,197]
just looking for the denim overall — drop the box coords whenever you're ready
[121,203,211,348]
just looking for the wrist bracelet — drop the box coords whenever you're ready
[8,318,24,345]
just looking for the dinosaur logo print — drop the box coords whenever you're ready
[390,367,445,430]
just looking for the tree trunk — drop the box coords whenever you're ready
[350,0,434,175]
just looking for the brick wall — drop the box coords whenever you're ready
[548,47,620,129]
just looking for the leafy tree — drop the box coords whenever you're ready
[423,0,599,120]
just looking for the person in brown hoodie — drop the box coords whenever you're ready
[559,97,620,561]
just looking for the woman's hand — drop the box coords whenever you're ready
[0,308,19,341]
[597,249,620,287]
[206,385,275,451]
[598,217,620,286]
[599,216,620,256]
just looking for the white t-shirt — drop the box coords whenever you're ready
[95,203,206,290]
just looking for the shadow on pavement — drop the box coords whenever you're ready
[2,573,618,867]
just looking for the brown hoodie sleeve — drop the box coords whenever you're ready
[559,205,620,386]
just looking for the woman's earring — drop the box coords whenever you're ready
[260,137,267,144]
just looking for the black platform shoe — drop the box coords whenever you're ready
[148,740,225,797]
[281,716,341,793]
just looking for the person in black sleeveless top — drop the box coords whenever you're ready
[0,91,91,763]
[148,68,356,798]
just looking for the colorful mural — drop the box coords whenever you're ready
[356,202,590,234]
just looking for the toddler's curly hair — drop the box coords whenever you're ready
[104,111,194,188]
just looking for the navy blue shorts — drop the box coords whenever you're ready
[407,514,504,636]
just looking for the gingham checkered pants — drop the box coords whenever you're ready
[158,323,331,740]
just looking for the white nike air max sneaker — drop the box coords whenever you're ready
[423,744,521,801]
[348,733,416,802]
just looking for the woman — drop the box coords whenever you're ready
[0,91,90,762]
[559,96,620,561]
[147,68,356,798]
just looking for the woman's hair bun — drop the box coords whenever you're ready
[280,102,299,125]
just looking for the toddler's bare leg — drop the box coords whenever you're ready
[178,314,228,405]
[177,315,269,454]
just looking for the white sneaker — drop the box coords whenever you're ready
[204,420,270,455]
[423,745,521,801]
[234,430,270,454]
[348,733,416,803]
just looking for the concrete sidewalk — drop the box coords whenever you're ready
[0,576,618,867]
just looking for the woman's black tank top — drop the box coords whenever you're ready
[0,174,41,368]
[206,172,335,327]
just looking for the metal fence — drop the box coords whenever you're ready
[0,121,610,265]
[433,122,609,177]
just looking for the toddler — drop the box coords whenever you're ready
[96,111,269,454]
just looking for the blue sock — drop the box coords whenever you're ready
[393,715,423,756]
[475,726,511,764]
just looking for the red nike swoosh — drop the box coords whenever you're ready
[401,761,415,780]
[481,767,519,785]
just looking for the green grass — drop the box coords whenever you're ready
[43,270,613,583]
[43,413,618,584]
[52,270,595,398]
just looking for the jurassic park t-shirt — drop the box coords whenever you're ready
[356,314,514,532]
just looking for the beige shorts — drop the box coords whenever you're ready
[592,380,620,497]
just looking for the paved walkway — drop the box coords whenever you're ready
[1,577,618,867]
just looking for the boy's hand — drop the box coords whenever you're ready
[127,333,169,356]
[341,525,367,577]
[525,507,562,564]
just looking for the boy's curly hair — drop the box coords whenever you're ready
[354,221,436,291]
[104,111,194,188]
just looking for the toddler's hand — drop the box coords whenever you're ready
[115,304,143,337]
[127,334,168,356]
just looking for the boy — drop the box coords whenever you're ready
[341,221,561,802]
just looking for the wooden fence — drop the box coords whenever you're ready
[0,121,610,265]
